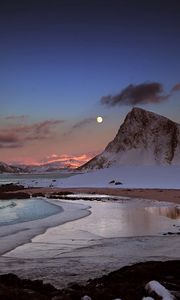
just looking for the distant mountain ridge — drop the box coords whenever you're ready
[0,161,74,174]
[0,162,24,173]
[80,107,180,170]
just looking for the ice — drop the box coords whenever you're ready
[0,199,90,255]
[0,198,62,226]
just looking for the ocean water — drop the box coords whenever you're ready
[0,198,63,226]
[0,172,76,185]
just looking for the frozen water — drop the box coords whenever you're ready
[0,198,62,225]
[0,196,179,288]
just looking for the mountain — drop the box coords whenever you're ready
[80,107,180,170]
[0,162,25,173]
[0,160,75,174]
[23,161,73,173]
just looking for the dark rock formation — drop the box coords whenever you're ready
[0,261,179,300]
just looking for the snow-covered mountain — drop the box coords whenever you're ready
[0,161,71,174]
[0,162,24,173]
[23,161,73,173]
[80,107,180,170]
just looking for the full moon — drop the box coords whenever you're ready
[97,116,103,123]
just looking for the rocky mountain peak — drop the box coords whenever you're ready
[80,108,180,170]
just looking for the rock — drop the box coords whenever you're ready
[0,261,180,300]
[0,192,30,199]
[115,181,123,185]
[109,180,116,184]
[31,192,45,197]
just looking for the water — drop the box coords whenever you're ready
[0,198,63,226]
[0,196,179,288]
[41,198,180,241]
[0,172,77,185]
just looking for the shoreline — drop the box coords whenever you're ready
[0,260,180,299]
[11,187,180,204]
[0,184,180,297]
[0,199,91,256]
[0,195,179,289]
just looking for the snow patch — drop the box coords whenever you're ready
[145,280,174,300]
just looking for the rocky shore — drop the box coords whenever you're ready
[0,260,179,300]
[1,184,180,205]
[0,183,31,199]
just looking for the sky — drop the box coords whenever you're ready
[0,0,180,166]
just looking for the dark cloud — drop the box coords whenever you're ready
[0,119,64,149]
[171,83,180,92]
[101,82,170,106]
[63,117,95,137]
[72,118,95,129]
[3,115,29,121]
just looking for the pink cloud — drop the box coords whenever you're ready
[40,152,96,168]
[2,115,29,121]
[0,119,64,148]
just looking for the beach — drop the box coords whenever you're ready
[0,181,180,300]
[11,186,180,204]
[0,188,179,288]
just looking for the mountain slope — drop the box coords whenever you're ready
[80,107,180,170]
[0,162,24,173]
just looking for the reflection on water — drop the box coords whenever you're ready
[146,206,180,219]
[41,198,180,240]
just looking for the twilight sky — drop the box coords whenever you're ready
[0,0,180,166]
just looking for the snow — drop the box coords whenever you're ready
[81,296,91,300]
[81,108,180,169]
[145,280,174,300]
[21,166,180,189]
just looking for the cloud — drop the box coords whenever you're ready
[101,82,170,107]
[0,119,64,149]
[40,152,95,168]
[63,117,95,137]
[171,83,180,92]
[3,115,29,121]
[0,143,22,149]
[72,117,95,129]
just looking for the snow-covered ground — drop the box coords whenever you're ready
[21,166,180,189]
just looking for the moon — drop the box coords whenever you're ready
[96,116,103,123]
